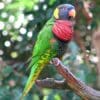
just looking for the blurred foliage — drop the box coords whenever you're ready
[0,0,100,100]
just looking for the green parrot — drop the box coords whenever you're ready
[21,4,76,99]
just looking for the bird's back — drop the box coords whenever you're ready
[29,17,58,68]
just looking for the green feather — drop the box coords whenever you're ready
[21,17,58,99]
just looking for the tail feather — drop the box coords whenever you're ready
[20,63,45,100]
[21,50,52,100]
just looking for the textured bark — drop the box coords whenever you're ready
[36,78,70,90]
[36,58,100,100]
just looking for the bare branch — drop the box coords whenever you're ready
[36,58,100,100]
[36,78,69,89]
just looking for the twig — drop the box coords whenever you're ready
[36,78,69,89]
[36,58,100,100]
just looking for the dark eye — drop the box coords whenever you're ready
[68,16,72,19]
[68,16,74,21]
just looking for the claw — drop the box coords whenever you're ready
[52,58,60,66]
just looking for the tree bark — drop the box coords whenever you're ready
[36,58,100,100]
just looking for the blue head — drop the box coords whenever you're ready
[53,4,76,20]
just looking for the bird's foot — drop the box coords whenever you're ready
[52,58,61,66]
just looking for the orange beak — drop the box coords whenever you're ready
[69,9,76,18]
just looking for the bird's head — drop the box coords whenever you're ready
[53,4,76,20]
[52,4,76,42]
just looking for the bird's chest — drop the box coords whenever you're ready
[50,37,68,58]
[56,40,68,58]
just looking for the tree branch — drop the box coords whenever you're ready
[36,58,100,100]
[36,78,70,90]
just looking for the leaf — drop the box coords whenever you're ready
[5,0,38,11]
[12,87,22,100]
[1,66,13,77]
[54,94,61,100]
[0,86,12,100]
[32,94,39,100]
[75,70,86,82]
[49,0,56,5]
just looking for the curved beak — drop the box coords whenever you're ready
[69,9,76,18]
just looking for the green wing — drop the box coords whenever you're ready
[21,18,58,99]
[28,18,56,68]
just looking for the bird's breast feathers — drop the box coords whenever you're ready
[52,20,73,42]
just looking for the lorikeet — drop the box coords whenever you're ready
[21,4,76,99]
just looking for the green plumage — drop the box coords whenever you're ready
[21,17,59,99]
[21,3,76,99]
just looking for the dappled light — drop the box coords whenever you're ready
[0,0,100,100]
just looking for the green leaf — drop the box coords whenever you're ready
[5,0,39,11]
[1,66,13,77]
[32,94,40,100]
[54,94,61,100]
[0,86,12,100]
[49,0,56,5]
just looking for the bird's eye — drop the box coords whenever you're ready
[68,16,74,21]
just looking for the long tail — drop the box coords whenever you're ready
[20,62,45,100]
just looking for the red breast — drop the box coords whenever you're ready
[52,20,73,41]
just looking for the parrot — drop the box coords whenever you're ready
[21,4,76,99]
